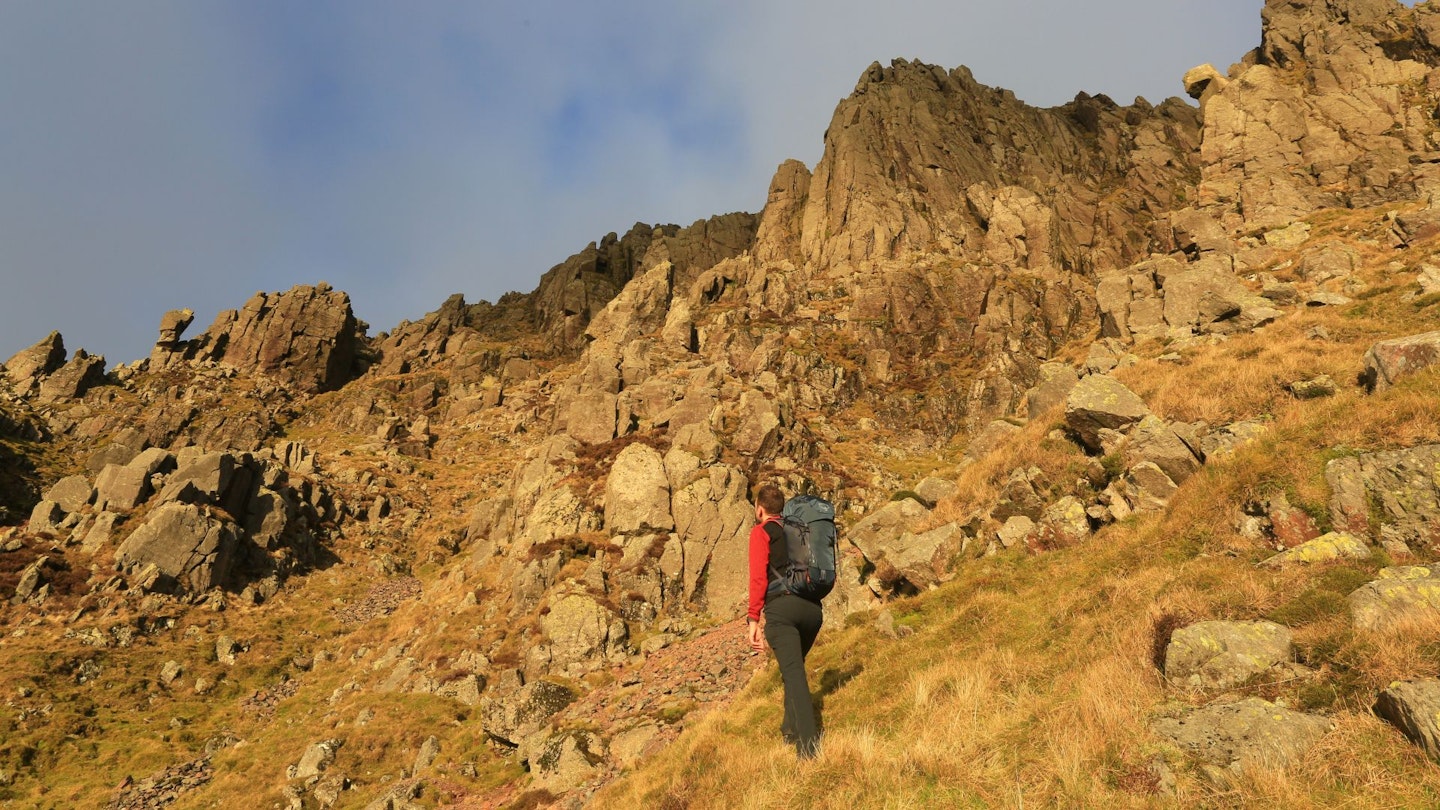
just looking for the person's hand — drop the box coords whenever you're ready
[747,619,765,653]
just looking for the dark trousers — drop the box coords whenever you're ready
[763,594,823,758]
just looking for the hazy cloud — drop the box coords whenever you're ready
[0,1,1266,364]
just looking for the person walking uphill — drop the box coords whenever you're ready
[747,483,824,759]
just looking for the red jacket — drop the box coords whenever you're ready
[747,516,784,621]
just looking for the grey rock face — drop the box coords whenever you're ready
[181,283,364,393]
[668,459,753,613]
[36,350,106,403]
[1200,0,1440,230]
[789,59,1199,273]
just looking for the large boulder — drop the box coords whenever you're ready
[879,522,963,590]
[1362,331,1440,392]
[292,739,343,781]
[114,502,241,594]
[1122,462,1179,512]
[1037,496,1090,548]
[1374,680,1440,761]
[538,591,621,669]
[94,463,152,511]
[527,730,607,793]
[1063,375,1149,452]
[1152,699,1332,779]
[847,498,930,565]
[1161,266,1251,330]
[1022,363,1079,418]
[36,350,106,403]
[1349,567,1440,631]
[158,451,254,518]
[565,390,619,445]
[1124,416,1203,486]
[1164,620,1294,691]
[45,475,94,513]
[1327,445,1440,548]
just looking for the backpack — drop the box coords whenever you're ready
[767,494,839,602]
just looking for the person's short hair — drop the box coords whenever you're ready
[756,483,785,516]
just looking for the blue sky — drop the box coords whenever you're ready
[0,0,1264,364]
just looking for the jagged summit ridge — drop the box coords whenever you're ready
[753,57,1202,274]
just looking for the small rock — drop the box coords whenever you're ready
[293,738,344,780]
[412,735,440,775]
[1288,375,1337,399]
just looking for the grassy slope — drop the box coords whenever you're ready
[593,214,1440,809]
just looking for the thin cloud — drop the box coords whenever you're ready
[0,1,1263,364]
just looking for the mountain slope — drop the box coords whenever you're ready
[4,0,1440,808]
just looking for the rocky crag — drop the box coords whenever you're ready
[5,0,1440,807]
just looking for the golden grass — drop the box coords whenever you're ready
[596,248,1440,808]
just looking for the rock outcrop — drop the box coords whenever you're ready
[3,331,67,392]
[156,283,365,393]
[769,59,1201,273]
[1198,0,1440,230]
[1327,445,1440,551]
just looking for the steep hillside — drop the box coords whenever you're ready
[3,0,1440,808]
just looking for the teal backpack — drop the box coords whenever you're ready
[767,494,839,601]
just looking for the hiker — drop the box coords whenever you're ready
[747,483,824,759]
